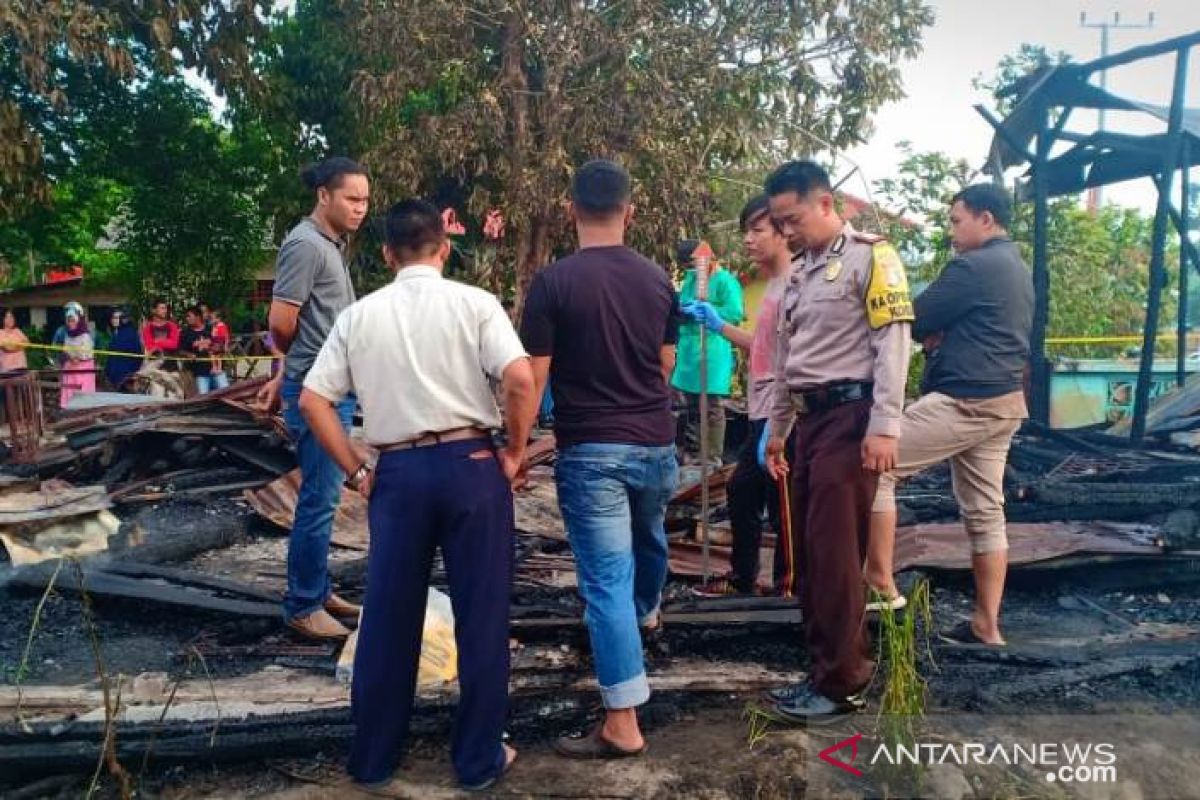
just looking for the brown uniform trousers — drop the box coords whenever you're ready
[788,397,876,700]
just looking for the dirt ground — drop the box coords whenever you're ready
[7,566,1200,796]
[5,494,1200,798]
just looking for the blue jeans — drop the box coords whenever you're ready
[282,376,356,621]
[555,443,678,708]
[194,371,230,394]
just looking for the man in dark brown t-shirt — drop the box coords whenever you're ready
[520,159,679,760]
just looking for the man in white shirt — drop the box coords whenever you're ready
[299,199,536,793]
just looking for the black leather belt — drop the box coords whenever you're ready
[792,381,873,413]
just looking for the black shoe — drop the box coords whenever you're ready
[765,681,807,704]
[773,683,865,725]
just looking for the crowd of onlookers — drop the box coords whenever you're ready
[0,299,278,408]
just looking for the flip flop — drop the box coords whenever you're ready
[553,727,648,760]
[939,620,1005,647]
[866,591,908,613]
[461,744,517,792]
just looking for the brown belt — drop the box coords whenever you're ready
[377,426,491,452]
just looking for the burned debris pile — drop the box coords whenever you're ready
[13,379,292,504]
[3,401,1200,788]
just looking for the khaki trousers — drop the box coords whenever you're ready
[873,391,1024,554]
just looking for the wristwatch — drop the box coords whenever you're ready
[345,463,373,491]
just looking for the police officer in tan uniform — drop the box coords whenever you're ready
[762,161,913,720]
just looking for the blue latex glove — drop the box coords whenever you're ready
[756,424,771,470]
[688,300,726,334]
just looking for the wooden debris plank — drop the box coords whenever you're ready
[7,564,279,618]
[511,607,800,629]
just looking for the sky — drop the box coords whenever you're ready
[842,0,1200,212]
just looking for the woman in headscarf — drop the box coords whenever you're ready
[104,307,143,391]
[53,302,96,408]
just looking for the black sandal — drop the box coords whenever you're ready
[553,727,648,760]
[939,620,1005,647]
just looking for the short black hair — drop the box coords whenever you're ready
[383,199,445,256]
[571,159,631,216]
[739,194,775,232]
[300,156,367,192]
[676,239,700,266]
[952,183,1012,229]
[152,298,168,308]
[184,305,202,318]
[764,160,832,199]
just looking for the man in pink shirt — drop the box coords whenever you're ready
[685,195,796,597]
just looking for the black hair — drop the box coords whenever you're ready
[739,194,776,232]
[952,183,1013,229]
[383,199,445,256]
[300,157,367,193]
[184,305,203,318]
[571,159,632,216]
[764,160,833,199]
[676,239,700,266]
[152,298,168,308]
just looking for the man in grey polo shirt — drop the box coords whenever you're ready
[258,156,369,640]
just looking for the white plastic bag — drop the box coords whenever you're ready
[336,587,458,687]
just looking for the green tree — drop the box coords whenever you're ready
[342,0,933,303]
[874,142,974,283]
[971,43,1072,116]
[96,79,274,310]
[1,0,270,219]
[228,0,372,242]
[0,178,128,287]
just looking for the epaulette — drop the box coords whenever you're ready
[850,230,886,244]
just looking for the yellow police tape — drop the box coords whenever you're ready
[1046,335,1190,346]
[14,341,281,364]
[14,333,1184,360]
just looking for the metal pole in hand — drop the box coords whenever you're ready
[694,242,715,582]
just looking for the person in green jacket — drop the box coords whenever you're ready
[672,239,744,464]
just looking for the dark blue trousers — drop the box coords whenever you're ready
[347,439,514,787]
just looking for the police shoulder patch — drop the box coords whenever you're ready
[851,230,885,244]
[865,243,914,330]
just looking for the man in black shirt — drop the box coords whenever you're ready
[521,160,679,759]
[179,305,217,394]
[867,183,1033,646]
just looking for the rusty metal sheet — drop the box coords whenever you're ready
[245,469,368,550]
[670,464,735,506]
[665,521,1164,581]
[525,435,557,468]
[894,521,1162,571]
[514,467,565,540]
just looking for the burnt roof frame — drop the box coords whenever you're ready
[976,31,1200,439]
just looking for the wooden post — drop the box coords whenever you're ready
[693,241,714,581]
[1132,48,1189,440]
[1030,103,1053,425]
[1178,137,1192,387]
